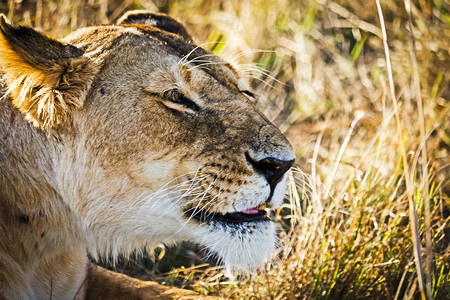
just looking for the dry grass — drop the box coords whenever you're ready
[2,0,449,299]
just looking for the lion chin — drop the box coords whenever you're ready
[0,10,295,299]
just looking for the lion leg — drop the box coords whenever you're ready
[85,264,220,300]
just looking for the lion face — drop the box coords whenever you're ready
[0,12,294,269]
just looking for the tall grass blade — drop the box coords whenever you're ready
[404,1,433,298]
[375,0,426,299]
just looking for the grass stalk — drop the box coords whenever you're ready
[404,1,433,298]
[375,0,426,299]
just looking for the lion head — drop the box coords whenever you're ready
[0,10,294,281]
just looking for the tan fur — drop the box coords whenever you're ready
[86,265,218,299]
[0,11,295,299]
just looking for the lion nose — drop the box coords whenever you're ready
[245,153,294,190]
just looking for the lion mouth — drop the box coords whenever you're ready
[188,203,270,224]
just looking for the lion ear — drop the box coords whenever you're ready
[117,10,193,43]
[0,15,98,130]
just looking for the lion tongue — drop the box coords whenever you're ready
[241,208,259,215]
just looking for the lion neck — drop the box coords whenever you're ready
[0,92,87,298]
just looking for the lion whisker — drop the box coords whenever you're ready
[230,49,275,63]
[181,54,218,66]
[178,42,224,66]
[145,171,207,209]
[187,61,229,72]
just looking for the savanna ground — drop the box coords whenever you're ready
[1,0,448,299]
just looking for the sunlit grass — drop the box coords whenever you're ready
[2,0,448,298]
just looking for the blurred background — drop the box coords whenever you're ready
[1,0,448,298]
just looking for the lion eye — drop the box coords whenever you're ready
[163,90,199,111]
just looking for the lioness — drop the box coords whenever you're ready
[0,11,295,299]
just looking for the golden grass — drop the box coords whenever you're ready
[2,0,448,298]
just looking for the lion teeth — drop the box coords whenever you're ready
[257,203,267,210]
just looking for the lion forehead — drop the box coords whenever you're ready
[66,25,239,88]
